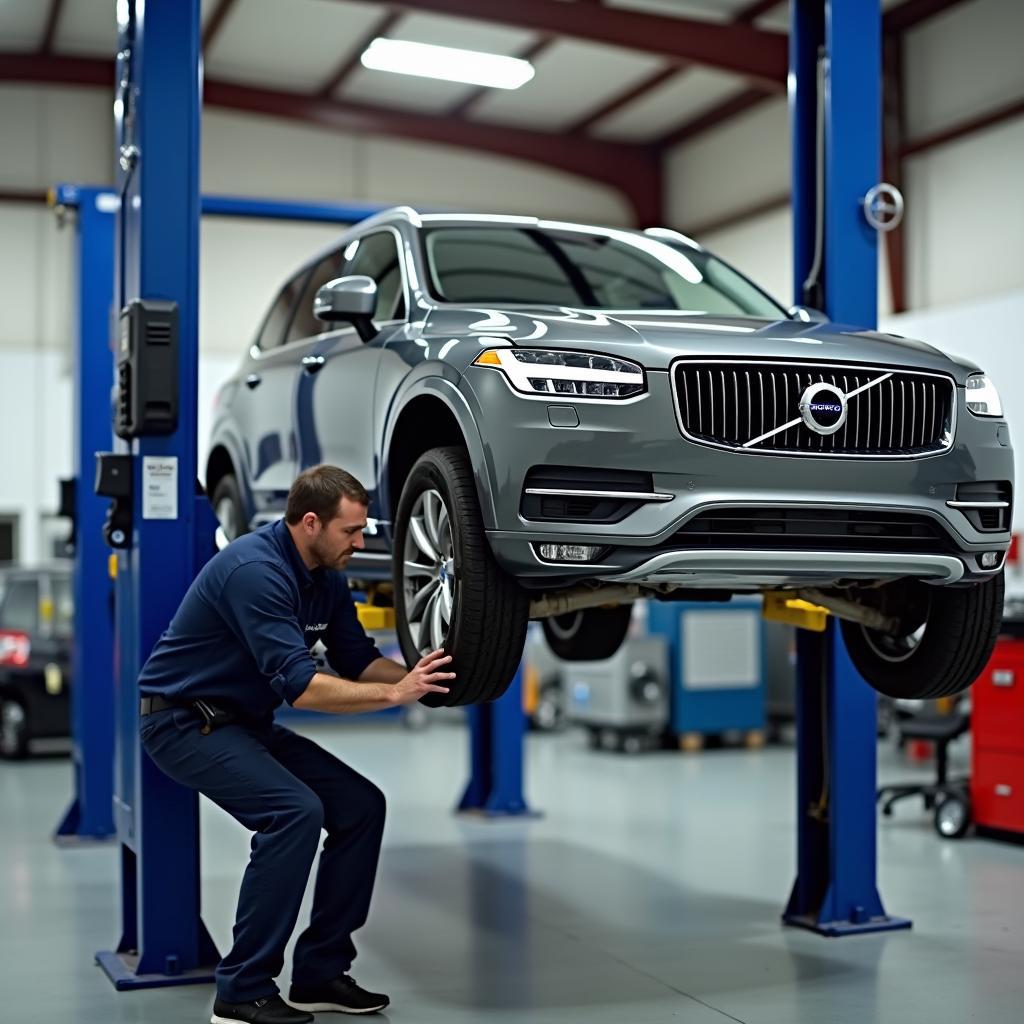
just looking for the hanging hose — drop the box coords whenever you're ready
[801,47,828,311]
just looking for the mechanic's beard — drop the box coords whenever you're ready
[312,538,351,569]
[310,536,334,570]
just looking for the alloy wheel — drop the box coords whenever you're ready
[402,488,457,656]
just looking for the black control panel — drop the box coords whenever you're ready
[115,299,179,438]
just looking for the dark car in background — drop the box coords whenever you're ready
[0,565,72,758]
[206,209,1011,709]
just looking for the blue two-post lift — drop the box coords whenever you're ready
[785,0,910,936]
[82,0,904,994]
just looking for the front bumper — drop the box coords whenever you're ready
[460,366,1013,589]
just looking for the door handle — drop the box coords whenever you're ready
[302,355,326,374]
[244,374,262,389]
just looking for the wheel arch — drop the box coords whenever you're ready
[383,379,495,528]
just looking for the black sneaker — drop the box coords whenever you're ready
[288,974,390,1014]
[212,994,314,1024]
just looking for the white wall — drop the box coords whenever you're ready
[903,119,1024,309]
[700,205,793,309]
[666,98,790,233]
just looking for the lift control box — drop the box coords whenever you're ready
[115,299,179,438]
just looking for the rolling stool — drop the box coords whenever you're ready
[877,710,972,838]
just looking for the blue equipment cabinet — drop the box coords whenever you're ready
[647,599,765,742]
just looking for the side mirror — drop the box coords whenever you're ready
[789,304,829,324]
[314,275,378,342]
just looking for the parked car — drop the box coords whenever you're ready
[0,564,72,757]
[207,209,1012,707]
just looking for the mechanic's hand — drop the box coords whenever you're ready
[392,648,454,705]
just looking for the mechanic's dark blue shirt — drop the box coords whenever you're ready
[138,519,382,717]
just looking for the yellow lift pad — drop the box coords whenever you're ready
[762,591,829,632]
[355,603,395,631]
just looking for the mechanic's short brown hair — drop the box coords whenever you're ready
[285,465,369,525]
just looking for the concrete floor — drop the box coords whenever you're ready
[2,719,1022,1024]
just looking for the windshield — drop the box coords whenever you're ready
[423,225,787,318]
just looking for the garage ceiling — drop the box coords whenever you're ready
[2,0,929,145]
[0,0,969,225]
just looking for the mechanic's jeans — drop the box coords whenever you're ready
[140,707,386,1004]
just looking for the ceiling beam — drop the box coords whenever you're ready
[564,0,783,139]
[204,79,663,224]
[202,0,240,52]
[0,188,49,205]
[0,53,110,88]
[317,8,404,99]
[389,0,788,88]
[0,52,663,226]
[881,37,907,314]
[39,0,65,55]
[883,0,973,35]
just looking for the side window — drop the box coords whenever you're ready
[0,578,39,634]
[286,249,345,345]
[255,270,309,351]
[343,232,406,322]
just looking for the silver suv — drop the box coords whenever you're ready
[207,209,1011,706]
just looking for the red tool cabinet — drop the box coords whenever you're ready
[972,637,1024,835]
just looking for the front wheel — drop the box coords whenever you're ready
[393,447,529,707]
[840,571,1004,700]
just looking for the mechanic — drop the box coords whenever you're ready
[138,464,454,1024]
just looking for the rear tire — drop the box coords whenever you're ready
[393,447,529,707]
[542,605,633,661]
[210,473,248,546]
[840,571,1004,700]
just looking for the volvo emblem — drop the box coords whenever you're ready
[798,382,847,436]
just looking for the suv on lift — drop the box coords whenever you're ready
[207,209,1012,707]
[0,565,73,757]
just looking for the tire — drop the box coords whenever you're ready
[934,790,971,839]
[0,696,29,759]
[840,571,1004,700]
[393,447,529,707]
[210,473,248,546]
[542,604,633,661]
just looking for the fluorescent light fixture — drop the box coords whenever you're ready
[361,38,535,89]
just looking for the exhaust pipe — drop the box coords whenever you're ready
[797,588,900,634]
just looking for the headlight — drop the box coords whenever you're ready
[472,348,646,399]
[966,374,1003,417]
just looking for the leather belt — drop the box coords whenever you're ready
[139,695,181,716]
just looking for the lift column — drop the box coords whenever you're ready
[96,0,220,988]
[54,185,117,844]
[784,0,910,936]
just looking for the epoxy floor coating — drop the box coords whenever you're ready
[2,719,1022,1023]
